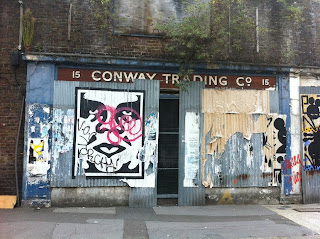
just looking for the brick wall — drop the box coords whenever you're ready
[0,1,26,197]
[19,0,320,66]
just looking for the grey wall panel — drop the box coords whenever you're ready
[178,81,205,206]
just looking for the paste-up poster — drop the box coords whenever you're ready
[73,88,144,178]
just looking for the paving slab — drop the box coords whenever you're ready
[153,205,276,217]
[53,207,116,214]
[0,221,56,239]
[51,221,123,239]
[146,220,315,239]
[265,204,320,235]
[86,218,123,224]
[1,205,319,239]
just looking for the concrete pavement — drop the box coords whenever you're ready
[265,204,320,236]
[0,204,320,239]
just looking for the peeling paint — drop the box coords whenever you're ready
[203,113,267,157]
[202,89,270,114]
[41,123,50,138]
[43,107,50,114]
[201,90,286,188]
[52,109,74,159]
[26,104,52,185]
[202,173,214,188]
[30,126,36,133]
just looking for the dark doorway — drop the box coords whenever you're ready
[157,94,179,201]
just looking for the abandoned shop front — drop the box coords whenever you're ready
[22,55,319,207]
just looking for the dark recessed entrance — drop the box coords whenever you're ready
[157,94,179,203]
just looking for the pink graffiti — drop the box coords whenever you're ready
[96,105,142,145]
[282,154,302,171]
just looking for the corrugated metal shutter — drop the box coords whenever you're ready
[51,79,159,207]
[300,87,320,204]
[178,81,205,206]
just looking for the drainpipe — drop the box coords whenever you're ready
[256,7,259,53]
[14,1,24,207]
[18,1,23,50]
[15,97,24,207]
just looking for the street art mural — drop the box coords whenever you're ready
[262,114,287,186]
[301,94,320,171]
[73,88,145,178]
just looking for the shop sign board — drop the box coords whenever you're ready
[58,68,276,90]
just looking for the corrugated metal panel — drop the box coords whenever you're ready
[129,187,156,208]
[130,79,160,208]
[178,81,205,206]
[201,89,282,189]
[52,81,134,187]
[51,79,159,203]
[300,86,320,204]
[204,132,270,187]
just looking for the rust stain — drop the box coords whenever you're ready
[236,174,249,180]
[262,172,272,178]
[306,170,320,176]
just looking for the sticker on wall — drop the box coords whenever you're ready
[301,94,320,171]
[27,138,50,177]
[184,112,200,187]
[73,88,145,178]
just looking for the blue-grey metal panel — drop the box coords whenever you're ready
[278,74,292,194]
[300,86,320,204]
[51,78,159,206]
[26,62,55,105]
[270,90,280,113]
[23,61,55,207]
[178,81,205,206]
